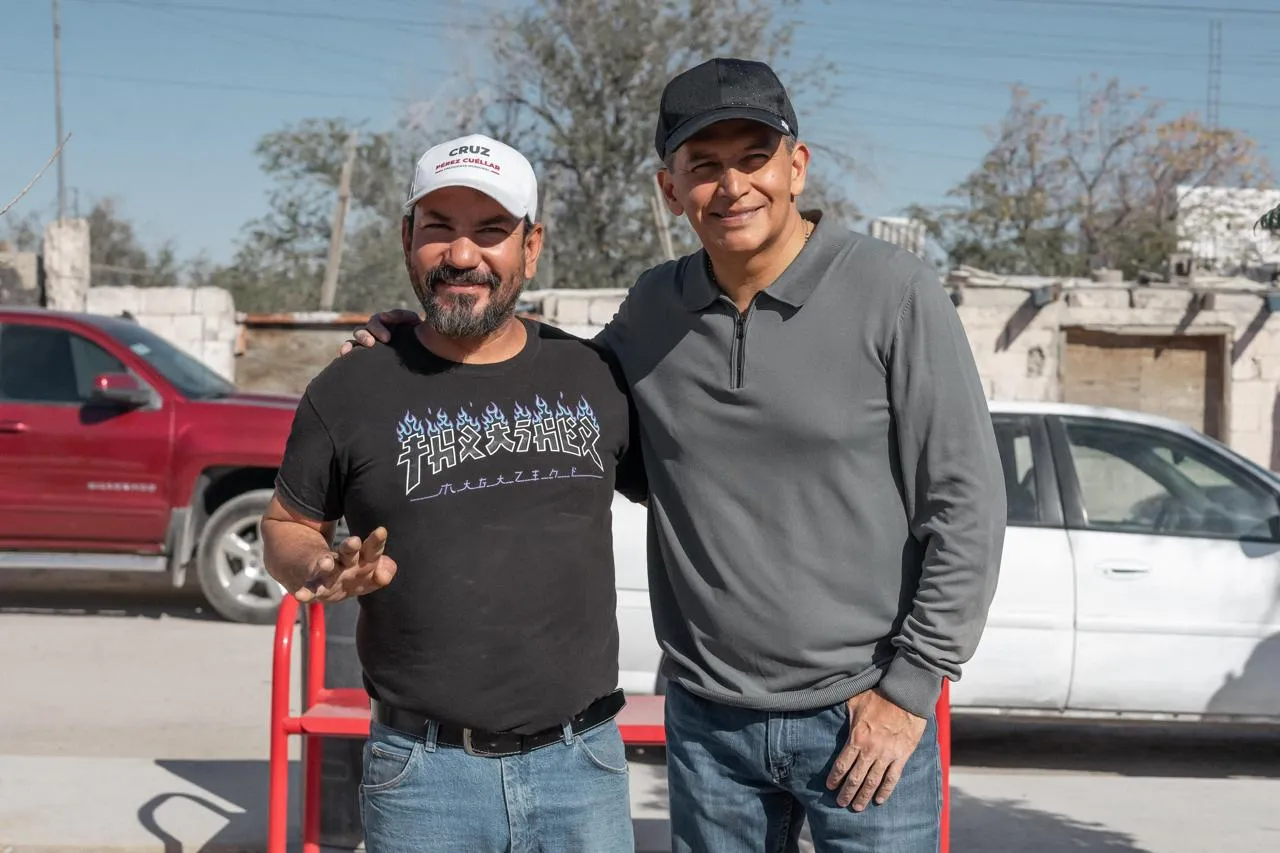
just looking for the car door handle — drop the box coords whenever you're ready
[0,420,29,434]
[1100,563,1151,577]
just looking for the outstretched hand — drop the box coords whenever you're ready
[337,309,423,356]
[294,527,397,603]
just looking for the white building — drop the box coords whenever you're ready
[1177,185,1280,275]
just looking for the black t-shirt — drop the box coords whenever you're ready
[275,319,647,734]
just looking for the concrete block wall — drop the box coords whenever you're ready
[956,284,1280,467]
[84,285,241,381]
[0,251,40,293]
[527,289,627,329]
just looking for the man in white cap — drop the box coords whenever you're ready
[261,133,647,852]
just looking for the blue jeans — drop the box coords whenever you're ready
[358,717,635,852]
[665,682,941,853]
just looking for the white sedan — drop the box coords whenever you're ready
[612,401,1280,723]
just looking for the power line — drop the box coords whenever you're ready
[837,59,1280,113]
[0,64,409,101]
[984,0,1280,17]
[798,11,1279,51]
[143,5,423,84]
[69,0,505,32]
[803,31,1280,75]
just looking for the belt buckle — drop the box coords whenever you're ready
[463,727,529,757]
[462,728,513,757]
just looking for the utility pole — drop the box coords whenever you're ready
[52,0,66,221]
[649,176,675,261]
[539,169,555,290]
[1207,19,1222,130]
[319,131,358,311]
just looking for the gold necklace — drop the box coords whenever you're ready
[705,218,813,283]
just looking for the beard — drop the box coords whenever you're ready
[411,263,524,339]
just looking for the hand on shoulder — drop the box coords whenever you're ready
[336,309,423,358]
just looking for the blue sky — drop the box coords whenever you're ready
[2,0,1278,267]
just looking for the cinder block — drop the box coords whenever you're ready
[1256,349,1280,381]
[553,296,591,326]
[203,314,239,341]
[1232,356,1263,382]
[1215,293,1265,315]
[141,287,195,315]
[1225,429,1272,468]
[201,341,235,380]
[588,296,623,326]
[1131,290,1195,311]
[965,288,1033,308]
[1230,381,1276,433]
[193,286,235,316]
[171,313,205,344]
[218,320,244,343]
[136,314,177,342]
[1065,289,1129,309]
[85,286,143,317]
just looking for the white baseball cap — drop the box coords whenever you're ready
[403,133,538,221]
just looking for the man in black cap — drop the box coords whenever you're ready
[345,57,1006,852]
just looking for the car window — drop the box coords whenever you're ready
[1062,418,1280,541]
[0,323,127,404]
[992,415,1040,525]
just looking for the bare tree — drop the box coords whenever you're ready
[456,0,854,290]
[916,76,1271,278]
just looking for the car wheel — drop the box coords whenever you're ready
[196,489,282,625]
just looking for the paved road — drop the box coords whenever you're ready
[2,584,1279,852]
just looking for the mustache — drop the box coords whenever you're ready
[422,264,501,291]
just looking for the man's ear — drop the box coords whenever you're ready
[523,221,545,281]
[789,140,811,199]
[656,170,684,216]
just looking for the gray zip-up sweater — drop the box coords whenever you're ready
[597,213,1006,718]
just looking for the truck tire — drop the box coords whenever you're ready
[196,489,281,625]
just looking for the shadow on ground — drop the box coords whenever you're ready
[0,586,215,622]
[951,716,1280,779]
[949,791,1149,853]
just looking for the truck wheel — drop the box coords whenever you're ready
[196,489,282,625]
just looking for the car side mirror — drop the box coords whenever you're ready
[91,372,150,407]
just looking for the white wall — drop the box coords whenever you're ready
[43,219,91,312]
[84,285,241,381]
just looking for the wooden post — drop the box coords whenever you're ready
[319,132,359,311]
[649,175,675,261]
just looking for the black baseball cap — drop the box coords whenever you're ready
[654,57,798,162]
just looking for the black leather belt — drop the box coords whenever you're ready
[370,689,625,758]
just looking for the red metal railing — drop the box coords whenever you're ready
[268,596,952,853]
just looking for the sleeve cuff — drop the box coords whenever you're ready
[877,653,944,719]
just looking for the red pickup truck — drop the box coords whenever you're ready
[0,306,314,624]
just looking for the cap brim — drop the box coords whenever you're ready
[403,173,529,220]
[662,107,793,160]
